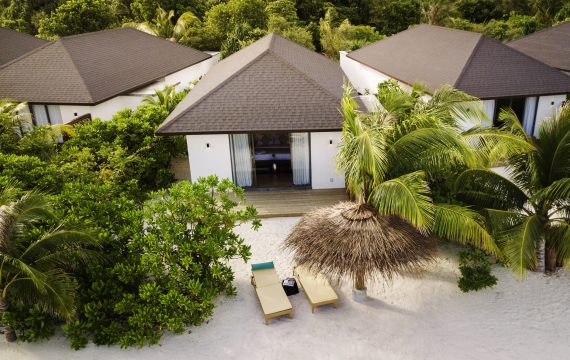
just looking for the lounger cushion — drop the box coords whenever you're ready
[252,268,280,287]
[255,283,293,315]
[251,261,274,270]
[296,266,338,304]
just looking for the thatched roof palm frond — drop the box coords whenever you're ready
[284,202,437,282]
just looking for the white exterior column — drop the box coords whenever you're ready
[534,95,567,136]
[310,132,345,189]
[186,134,233,182]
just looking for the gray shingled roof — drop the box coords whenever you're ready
[157,33,351,135]
[0,28,211,104]
[347,24,570,99]
[509,22,570,73]
[0,27,50,66]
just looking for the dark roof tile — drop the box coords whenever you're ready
[157,33,350,134]
[0,27,49,66]
[509,22,570,73]
[0,28,211,104]
[348,24,570,98]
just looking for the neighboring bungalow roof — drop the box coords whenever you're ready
[0,28,211,104]
[0,27,50,66]
[347,24,570,99]
[509,21,570,73]
[157,33,350,135]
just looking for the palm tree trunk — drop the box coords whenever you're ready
[536,239,545,273]
[545,240,557,273]
[0,293,16,342]
[355,273,365,290]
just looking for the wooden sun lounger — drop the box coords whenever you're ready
[293,265,338,313]
[251,262,293,325]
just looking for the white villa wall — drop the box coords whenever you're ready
[186,134,233,182]
[56,57,219,123]
[340,51,412,94]
[310,132,345,189]
[534,94,567,136]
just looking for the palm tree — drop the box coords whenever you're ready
[338,82,532,257]
[0,99,33,138]
[456,105,570,275]
[142,82,182,112]
[0,188,99,342]
[123,7,199,43]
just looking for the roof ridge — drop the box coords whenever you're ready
[57,26,125,41]
[0,40,53,70]
[267,39,343,102]
[158,46,271,132]
[58,40,96,102]
[453,34,484,88]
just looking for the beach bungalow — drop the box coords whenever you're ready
[508,21,570,75]
[0,28,217,125]
[157,33,354,189]
[0,27,49,66]
[341,24,570,136]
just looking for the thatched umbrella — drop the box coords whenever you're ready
[284,202,437,300]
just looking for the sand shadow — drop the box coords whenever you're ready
[358,296,415,316]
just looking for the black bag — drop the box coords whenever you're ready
[282,277,299,296]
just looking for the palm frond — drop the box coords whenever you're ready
[389,127,477,175]
[499,214,543,277]
[455,168,529,210]
[537,103,570,183]
[370,171,434,231]
[433,204,500,256]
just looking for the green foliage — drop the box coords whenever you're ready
[320,8,382,59]
[59,104,186,193]
[483,12,540,41]
[38,0,117,39]
[2,304,56,342]
[64,178,259,348]
[204,0,268,48]
[457,247,498,292]
[554,4,570,22]
[456,105,570,275]
[456,0,501,23]
[0,188,100,342]
[369,0,421,35]
[220,24,267,59]
[0,153,61,192]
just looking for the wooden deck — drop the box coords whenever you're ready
[243,188,348,218]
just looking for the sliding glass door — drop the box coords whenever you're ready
[231,132,310,188]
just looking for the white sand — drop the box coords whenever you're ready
[2,216,570,360]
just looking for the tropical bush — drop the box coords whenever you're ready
[457,246,498,292]
[64,177,259,349]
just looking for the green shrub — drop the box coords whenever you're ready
[458,247,498,292]
[2,304,56,342]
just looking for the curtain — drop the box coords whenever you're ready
[483,100,495,125]
[523,97,537,135]
[47,105,63,125]
[32,104,49,126]
[290,132,310,185]
[231,134,253,187]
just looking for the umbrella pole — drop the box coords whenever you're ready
[353,273,368,302]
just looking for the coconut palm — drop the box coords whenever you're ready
[0,188,100,342]
[123,7,199,43]
[455,105,570,275]
[142,82,182,112]
[338,82,533,257]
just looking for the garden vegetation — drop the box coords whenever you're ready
[0,90,259,347]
